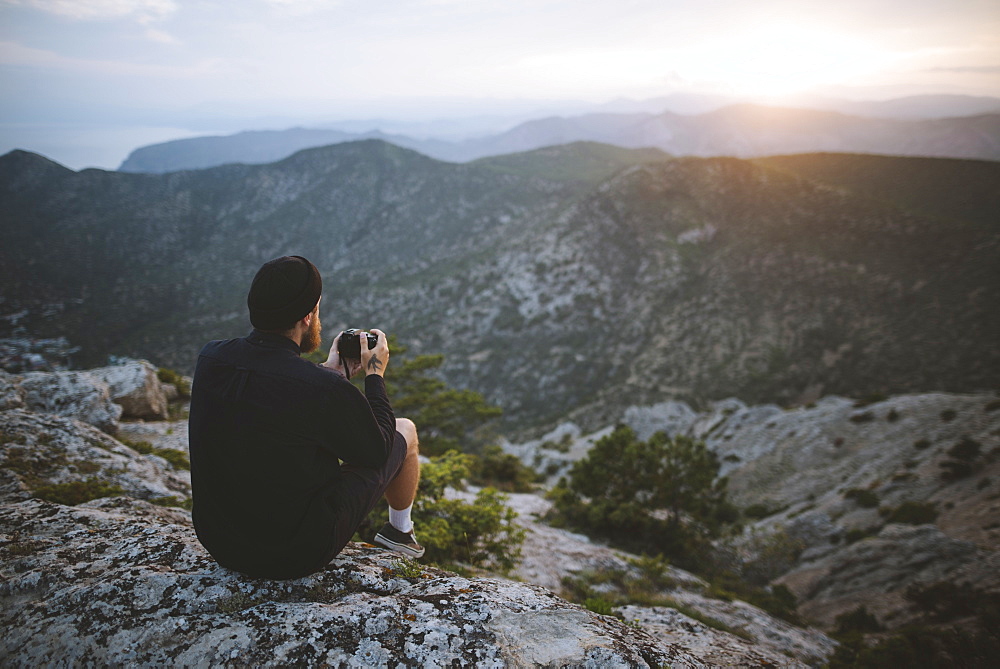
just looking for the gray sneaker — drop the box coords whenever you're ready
[374,522,426,558]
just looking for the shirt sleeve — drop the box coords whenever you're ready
[327,373,397,469]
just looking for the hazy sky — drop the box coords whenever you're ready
[2,0,999,168]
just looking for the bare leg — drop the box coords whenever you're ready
[385,417,420,510]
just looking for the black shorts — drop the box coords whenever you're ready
[326,430,408,557]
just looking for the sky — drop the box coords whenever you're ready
[1,0,999,169]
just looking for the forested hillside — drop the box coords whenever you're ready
[2,141,997,431]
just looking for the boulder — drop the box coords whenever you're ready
[0,496,703,667]
[89,360,169,420]
[15,370,122,433]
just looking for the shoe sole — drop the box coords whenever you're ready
[374,533,426,559]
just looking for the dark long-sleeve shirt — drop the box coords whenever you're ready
[188,330,396,579]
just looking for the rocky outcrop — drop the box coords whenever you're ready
[15,369,122,433]
[1,498,690,667]
[507,391,1000,633]
[0,409,191,504]
[1,359,173,434]
[1,366,829,667]
[499,489,836,665]
[89,360,169,420]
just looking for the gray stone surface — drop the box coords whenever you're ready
[0,497,694,668]
[89,359,169,420]
[2,383,823,667]
[16,370,122,433]
[505,391,1000,633]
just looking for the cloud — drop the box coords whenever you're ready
[2,0,178,21]
[258,0,342,15]
[0,39,216,77]
[925,65,1000,74]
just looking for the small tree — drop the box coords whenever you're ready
[386,352,502,456]
[549,426,736,565]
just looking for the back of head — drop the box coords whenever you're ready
[247,255,322,331]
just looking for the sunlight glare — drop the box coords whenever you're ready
[678,24,889,98]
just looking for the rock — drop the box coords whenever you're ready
[507,391,1000,636]
[89,359,169,420]
[495,489,834,666]
[161,381,179,402]
[2,380,815,668]
[777,523,999,630]
[0,371,24,410]
[0,409,191,504]
[619,603,835,668]
[0,496,698,667]
[15,370,122,433]
[623,401,698,441]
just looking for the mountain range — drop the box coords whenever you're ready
[119,102,1000,173]
[3,141,999,433]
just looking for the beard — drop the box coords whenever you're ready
[301,313,322,354]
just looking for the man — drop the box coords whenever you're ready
[188,255,423,580]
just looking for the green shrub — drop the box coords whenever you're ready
[845,488,879,508]
[884,501,938,524]
[913,439,931,450]
[390,559,425,579]
[835,606,883,634]
[469,444,539,492]
[850,411,875,423]
[120,437,190,470]
[743,503,777,519]
[853,393,887,408]
[939,459,974,481]
[540,433,573,453]
[157,367,191,398]
[844,526,878,544]
[940,409,957,422]
[584,597,616,616]
[358,450,525,573]
[33,477,125,505]
[947,437,981,461]
[149,495,193,510]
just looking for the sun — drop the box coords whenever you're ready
[677,24,889,99]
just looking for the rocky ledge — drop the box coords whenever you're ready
[1,366,818,667]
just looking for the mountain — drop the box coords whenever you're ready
[805,94,1000,120]
[119,103,1000,174]
[2,141,998,433]
[755,153,1000,228]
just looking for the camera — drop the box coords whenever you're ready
[338,329,378,359]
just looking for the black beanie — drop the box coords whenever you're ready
[247,256,322,330]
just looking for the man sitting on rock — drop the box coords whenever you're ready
[188,255,423,580]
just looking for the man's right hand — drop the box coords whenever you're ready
[361,328,389,377]
[325,331,362,378]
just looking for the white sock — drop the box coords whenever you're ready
[389,504,413,534]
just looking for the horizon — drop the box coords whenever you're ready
[2,0,999,170]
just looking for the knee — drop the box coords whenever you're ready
[396,417,418,454]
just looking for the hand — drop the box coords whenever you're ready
[324,331,362,379]
[361,328,389,377]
